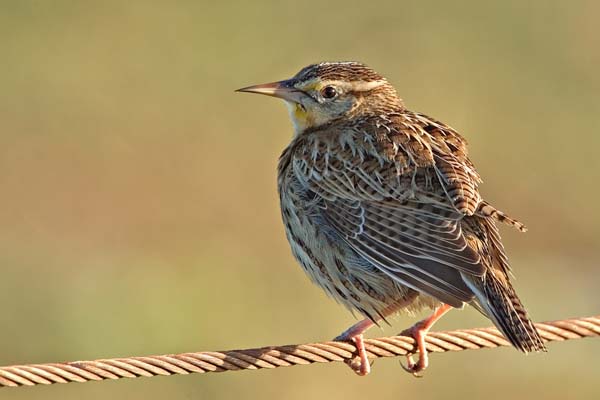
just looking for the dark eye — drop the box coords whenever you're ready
[321,86,337,99]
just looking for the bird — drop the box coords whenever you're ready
[237,61,546,376]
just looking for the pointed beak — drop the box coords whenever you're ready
[236,79,305,103]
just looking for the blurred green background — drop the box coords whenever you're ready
[1,1,598,399]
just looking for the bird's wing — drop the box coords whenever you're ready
[290,114,485,307]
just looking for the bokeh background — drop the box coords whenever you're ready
[1,1,599,399]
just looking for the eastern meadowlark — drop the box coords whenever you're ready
[237,62,546,376]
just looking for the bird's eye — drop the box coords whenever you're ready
[321,86,338,99]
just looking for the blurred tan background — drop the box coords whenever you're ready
[1,1,599,399]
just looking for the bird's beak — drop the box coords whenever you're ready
[236,79,305,103]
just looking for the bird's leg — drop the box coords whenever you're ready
[334,318,375,376]
[399,303,453,376]
[333,294,420,376]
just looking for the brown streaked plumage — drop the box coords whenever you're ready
[237,61,546,376]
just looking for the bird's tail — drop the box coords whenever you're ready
[472,274,546,352]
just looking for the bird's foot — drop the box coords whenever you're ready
[397,304,453,377]
[347,334,371,376]
[334,329,372,376]
[399,322,429,377]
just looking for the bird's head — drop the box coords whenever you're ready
[237,62,403,134]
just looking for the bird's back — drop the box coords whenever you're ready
[278,109,545,351]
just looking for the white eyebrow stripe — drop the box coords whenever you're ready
[324,80,388,92]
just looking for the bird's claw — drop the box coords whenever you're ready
[345,354,372,376]
[398,323,429,377]
[334,334,371,376]
[399,354,424,378]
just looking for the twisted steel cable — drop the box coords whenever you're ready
[0,315,598,388]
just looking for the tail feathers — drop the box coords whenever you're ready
[476,201,528,233]
[482,276,546,352]
[464,274,546,353]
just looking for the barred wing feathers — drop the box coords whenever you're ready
[289,113,488,308]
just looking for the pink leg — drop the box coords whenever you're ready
[400,304,453,376]
[334,318,375,376]
[334,294,420,376]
